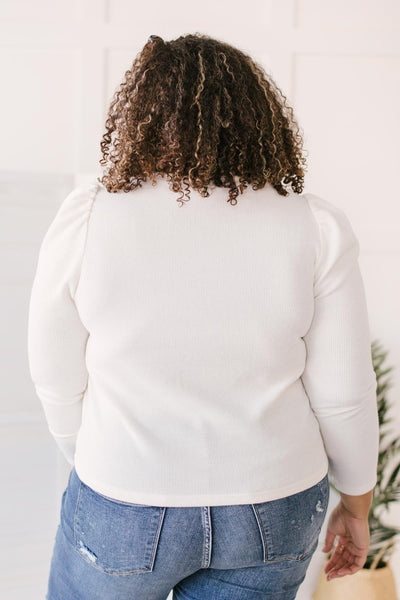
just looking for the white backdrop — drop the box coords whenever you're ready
[0,1,399,598]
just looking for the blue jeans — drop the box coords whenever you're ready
[47,466,329,600]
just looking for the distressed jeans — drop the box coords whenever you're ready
[46,466,329,600]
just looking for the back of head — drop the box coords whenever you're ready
[99,32,307,206]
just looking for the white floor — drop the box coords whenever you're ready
[1,422,399,600]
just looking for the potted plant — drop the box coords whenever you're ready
[313,339,400,599]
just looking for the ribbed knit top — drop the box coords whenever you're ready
[27,175,379,506]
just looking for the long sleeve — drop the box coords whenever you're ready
[27,181,99,465]
[301,193,379,495]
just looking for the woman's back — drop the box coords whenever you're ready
[27,173,378,507]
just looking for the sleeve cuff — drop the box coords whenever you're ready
[50,430,79,466]
[330,476,377,496]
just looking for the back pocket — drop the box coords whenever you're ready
[252,474,329,562]
[73,481,166,574]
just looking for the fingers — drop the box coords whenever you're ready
[324,542,346,571]
[325,548,348,575]
[325,544,366,580]
[322,530,336,553]
[334,562,360,577]
[327,559,360,580]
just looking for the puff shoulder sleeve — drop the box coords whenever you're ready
[301,193,379,495]
[27,180,100,465]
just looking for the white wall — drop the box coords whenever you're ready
[0,1,399,598]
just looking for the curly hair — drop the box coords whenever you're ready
[98,32,308,207]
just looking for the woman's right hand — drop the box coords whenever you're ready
[322,501,371,580]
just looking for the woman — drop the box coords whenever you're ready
[28,33,379,600]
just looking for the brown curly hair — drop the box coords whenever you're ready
[98,32,307,207]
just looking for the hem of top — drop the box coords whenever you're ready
[73,459,329,507]
[50,430,79,439]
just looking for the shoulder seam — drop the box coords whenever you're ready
[303,193,323,277]
[72,180,101,300]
